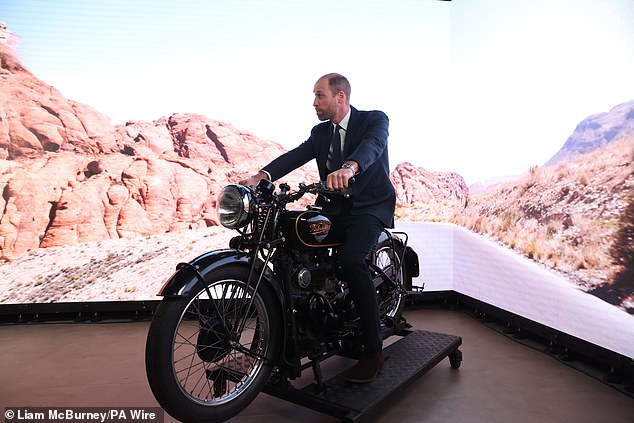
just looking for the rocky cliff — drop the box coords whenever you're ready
[391,162,468,208]
[0,43,319,259]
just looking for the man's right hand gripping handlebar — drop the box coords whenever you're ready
[326,161,358,191]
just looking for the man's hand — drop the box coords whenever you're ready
[239,171,269,187]
[326,167,355,190]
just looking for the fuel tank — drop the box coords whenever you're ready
[279,210,344,250]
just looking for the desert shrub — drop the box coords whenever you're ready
[610,192,634,289]
[471,215,485,233]
[524,239,540,260]
[546,217,564,235]
[506,235,518,250]
[556,162,570,180]
[578,172,589,186]
[499,210,518,232]
[524,165,541,190]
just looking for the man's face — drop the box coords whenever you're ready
[313,78,339,122]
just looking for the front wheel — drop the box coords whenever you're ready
[145,265,281,423]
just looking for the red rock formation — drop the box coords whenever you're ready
[0,42,319,259]
[0,48,118,157]
[391,162,469,208]
[0,36,467,260]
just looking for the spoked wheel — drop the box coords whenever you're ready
[371,237,407,326]
[145,265,281,423]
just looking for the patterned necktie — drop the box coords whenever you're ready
[327,124,343,171]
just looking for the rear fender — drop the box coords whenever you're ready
[404,245,420,278]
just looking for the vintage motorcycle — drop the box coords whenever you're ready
[145,179,420,423]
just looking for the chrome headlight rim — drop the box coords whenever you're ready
[217,184,253,229]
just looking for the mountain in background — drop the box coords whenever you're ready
[468,101,634,193]
[546,100,634,166]
[397,97,634,310]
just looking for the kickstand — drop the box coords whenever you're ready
[311,359,325,392]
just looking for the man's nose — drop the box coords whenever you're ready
[313,97,318,107]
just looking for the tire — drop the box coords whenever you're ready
[145,265,281,423]
[371,237,407,327]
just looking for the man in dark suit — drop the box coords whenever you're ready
[241,73,396,383]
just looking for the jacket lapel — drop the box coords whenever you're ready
[342,106,358,156]
[317,122,332,178]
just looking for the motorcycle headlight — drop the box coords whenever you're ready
[217,184,253,229]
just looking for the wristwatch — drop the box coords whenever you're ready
[341,163,358,174]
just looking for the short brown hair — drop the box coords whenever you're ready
[322,73,351,100]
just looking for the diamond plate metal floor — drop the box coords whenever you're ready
[263,330,462,422]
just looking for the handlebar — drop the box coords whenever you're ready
[247,179,353,207]
[270,180,353,206]
[298,181,353,198]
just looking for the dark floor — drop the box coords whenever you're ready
[1,308,632,423]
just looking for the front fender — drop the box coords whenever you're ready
[159,249,250,297]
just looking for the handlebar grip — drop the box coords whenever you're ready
[317,179,353,198]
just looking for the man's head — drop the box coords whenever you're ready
[313,73,351,123]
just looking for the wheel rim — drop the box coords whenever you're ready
[170,279,270,406]
[373,246,404,318]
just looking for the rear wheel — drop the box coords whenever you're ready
[145,265,281,423]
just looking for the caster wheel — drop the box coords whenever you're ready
[449,349,462,369]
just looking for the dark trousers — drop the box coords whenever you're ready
[338,214,384,354]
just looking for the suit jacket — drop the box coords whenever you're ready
[262,106,396,228]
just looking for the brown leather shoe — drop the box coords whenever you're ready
[346,351,384,383]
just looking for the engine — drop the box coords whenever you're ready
[288,248,357,352]
[276,209,360,355]
[290,249,338,293]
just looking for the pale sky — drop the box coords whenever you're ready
[2,0,633,184]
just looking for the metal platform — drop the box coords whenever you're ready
[263,330,463,422]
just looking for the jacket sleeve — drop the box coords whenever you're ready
[261,136,318,182]
[345,111,389,174]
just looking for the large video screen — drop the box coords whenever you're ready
[1,0,633,354]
